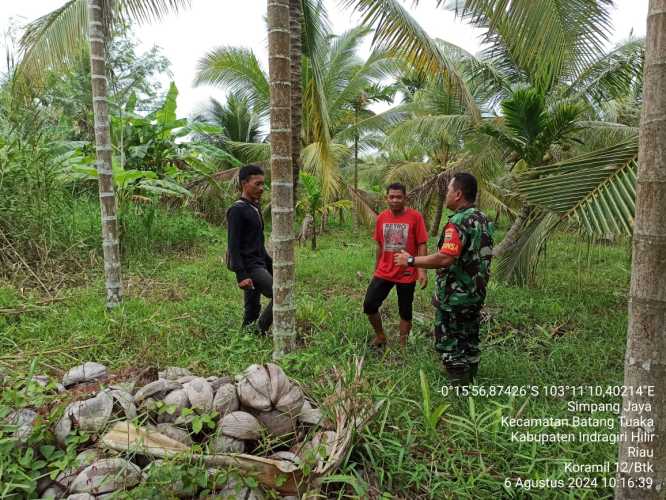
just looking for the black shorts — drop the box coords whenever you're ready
[363,277,416,321]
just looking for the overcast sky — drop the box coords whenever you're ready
[0,1,649,117]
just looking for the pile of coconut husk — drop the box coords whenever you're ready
[3,358,378,499]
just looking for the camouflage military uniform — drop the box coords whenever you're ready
[434,207,494,381]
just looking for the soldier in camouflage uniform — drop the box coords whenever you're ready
[394,173,493,384]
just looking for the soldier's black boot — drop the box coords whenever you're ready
[444,364,473,386]
[469,362,479,381]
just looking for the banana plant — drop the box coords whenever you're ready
[60,155,192,205]
[112,83,242,179]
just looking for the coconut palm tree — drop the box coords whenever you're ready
[17,0,191,307]
[290,0,303,204]
[616,4,665,497]
[392,23,643,285]
[267,0,296,358]
[195,95,262,144]
[486,37,643,284]
[194,24,401,206]
[343,0,645,285]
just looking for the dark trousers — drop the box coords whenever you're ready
[363,277,416,321]
[242,267,273,333]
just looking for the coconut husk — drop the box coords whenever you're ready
[100,422,303,495]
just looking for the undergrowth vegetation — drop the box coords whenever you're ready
[1,217,630,499]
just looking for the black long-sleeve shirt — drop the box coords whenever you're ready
[226,198,271,282]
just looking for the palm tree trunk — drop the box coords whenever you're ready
[268,0,296,359]
[353,104,359,229]
[87,0,121,308]
[320,210,328,233]
[430,187,446,236]
[430,165,451,237]
[290,0,302,206]
[493,204,533,257]
[616,2,666,497]
[310,209,317,250]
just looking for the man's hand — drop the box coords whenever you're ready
[238,278,254,290]
[394,250,410,267]
[417,269,428,289]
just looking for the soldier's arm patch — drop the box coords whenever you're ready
[440,223,462,257]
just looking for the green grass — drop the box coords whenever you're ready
[0,218,631,499]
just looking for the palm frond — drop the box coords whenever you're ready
[494,210,560,286]
[18,0,88,80]
[343,0,481,120]
[517,137,638,236]
[302,0,331,60]
[301,141,350,200]
[477,183,519,218]
[347,186,378,226]
[406,173,440,210]
[194,47,270,117]
[384,161,437,187]
[450,0,613,92]
[564,37,645,105]
[225,140,271,165]
[117,0,191,24]
[17,0,190,82]
[388,114,471,150]
[567,121,638,154]
[301,0,333,153]
[333,103,412,143]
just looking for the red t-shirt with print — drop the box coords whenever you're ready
[373,208,428,284]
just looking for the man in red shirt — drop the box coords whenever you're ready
[363,183,428,348]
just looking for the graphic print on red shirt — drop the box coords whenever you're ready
[373,208,428,284]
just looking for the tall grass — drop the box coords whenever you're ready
[1,219,629,498]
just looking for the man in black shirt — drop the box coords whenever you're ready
[227,165,273,334]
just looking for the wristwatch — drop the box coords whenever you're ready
[407,255,415,267]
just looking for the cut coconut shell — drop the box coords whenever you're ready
[158,388,191,423]
[269,451,302,467]
[256,410,296,438]
[62,362,107,387]
[69,458,142,495]
[237,365,271,411]
[72,391,113,433]
[219,411,263,440]
[183,377,214,412]
[266,363,290,405]
[133,379,182,404]
[54,449,103,492]
[212,383,239,417]
[101,422,302,495]
[4,408,37,443]
[274,383,304,416]
[107,389,137,419]
[207,376,232,392]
